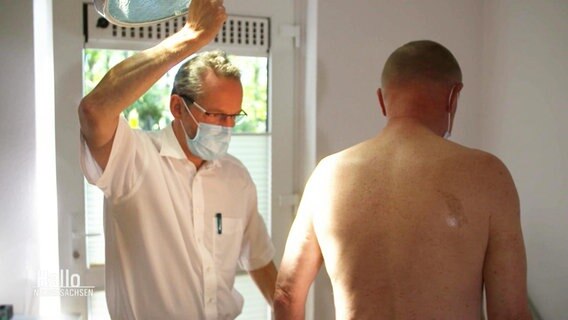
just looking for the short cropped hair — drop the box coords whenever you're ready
[171,50,241,100]
[381,40,462,87]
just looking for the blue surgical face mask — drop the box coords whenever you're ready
[180,99,231,160]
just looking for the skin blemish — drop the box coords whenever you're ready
[438,190,467,228]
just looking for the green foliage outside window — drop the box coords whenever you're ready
[83,49,268,134]
[230,56,268,133]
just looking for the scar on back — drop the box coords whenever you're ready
[438,190,467,228]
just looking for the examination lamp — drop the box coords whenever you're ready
[94,0,191,27]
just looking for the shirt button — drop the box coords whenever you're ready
[208,297,215,304]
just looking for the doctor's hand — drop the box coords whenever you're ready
[185,0,227,47]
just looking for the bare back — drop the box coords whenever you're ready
[274,41,529,320]
[310,124,507,319]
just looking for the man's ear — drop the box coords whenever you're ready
[378,88,387,116]
[170,95,183,119]
[448,83,464,113]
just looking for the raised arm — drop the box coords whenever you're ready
[274,169,324,320]
[78,0,226,169]
[482,156,531,319]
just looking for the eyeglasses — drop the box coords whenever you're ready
[178,94,247,124]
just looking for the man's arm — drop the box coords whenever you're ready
[482,155,531,319]
[78,0,226,169]
[274,171,324,320]
[249,261,278,306]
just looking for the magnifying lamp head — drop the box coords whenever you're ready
[94,0,191,27]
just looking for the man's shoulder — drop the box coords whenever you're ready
[308,142,370,179]
[220,153,248,170]
[454,146,509,173]
[218,153,254,181]
[135,125,177,155]
[121,124,163,146]
[447,147,516,201]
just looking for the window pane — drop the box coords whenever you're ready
[230,56,268,134]
[83,48,174,131]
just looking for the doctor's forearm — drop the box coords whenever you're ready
[249,261,278,306]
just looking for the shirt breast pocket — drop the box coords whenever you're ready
[213,217,244,272]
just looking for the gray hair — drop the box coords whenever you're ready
[171,50,241,100]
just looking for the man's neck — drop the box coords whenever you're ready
[384,116,441,137]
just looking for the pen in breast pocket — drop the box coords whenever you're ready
[216,213,222,234]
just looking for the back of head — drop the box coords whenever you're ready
[172,50,241,99]
[381,40,462,89]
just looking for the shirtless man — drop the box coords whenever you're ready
[274,40,531,319]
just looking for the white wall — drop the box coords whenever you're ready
[0,0,38,314]
[310,1,483,318]
[314,0,483,161]
[480,1,568,318]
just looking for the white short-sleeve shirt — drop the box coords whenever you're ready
[80,118,274,320]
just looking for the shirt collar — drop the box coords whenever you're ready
[159,123,222,169]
